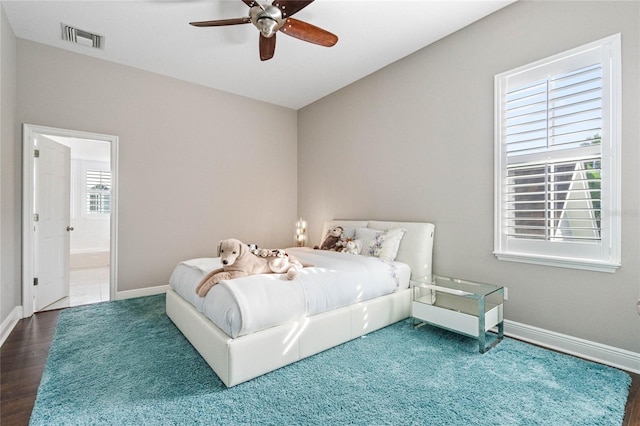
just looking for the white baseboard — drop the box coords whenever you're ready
[0,306,23,348]
[115,285,169,301]
[503,319,640,374]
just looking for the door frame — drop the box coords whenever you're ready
[22,124,119,317]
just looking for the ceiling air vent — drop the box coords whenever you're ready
[61,23,103,49]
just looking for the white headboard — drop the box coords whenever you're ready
[320,220,435,279]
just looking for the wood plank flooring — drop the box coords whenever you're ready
[1,310,59,426]
[1,309,639,426]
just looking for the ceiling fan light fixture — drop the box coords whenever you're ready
[250,4,284,36]
[257,18,278,37]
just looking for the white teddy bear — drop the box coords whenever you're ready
[341,239,360,255]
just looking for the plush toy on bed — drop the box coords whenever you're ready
[250,247,306,279]
[314,226,344,251]
[340,239,360,255]
[195,239,311,297]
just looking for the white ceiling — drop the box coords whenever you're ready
[46,135,111,162]
[2,0,515,110]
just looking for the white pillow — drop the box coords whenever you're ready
[355,228,382,255]
[356,227,406,261]
[341,227,357,240]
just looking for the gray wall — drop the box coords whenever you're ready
[298,1,640,352]
[14,40,298,293]
[0,5,19,327]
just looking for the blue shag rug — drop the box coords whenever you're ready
[30,294,630,425]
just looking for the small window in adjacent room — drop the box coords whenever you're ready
[494,34,621,272]
[86,169,111,214]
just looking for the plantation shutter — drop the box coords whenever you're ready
[494,34,620,272]
[504,63,602,242]
[86,170,111,214]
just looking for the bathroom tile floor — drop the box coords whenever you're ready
[42,266,110,311]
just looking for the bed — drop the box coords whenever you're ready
[166,220,435,387]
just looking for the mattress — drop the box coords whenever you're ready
[169,247,411,338]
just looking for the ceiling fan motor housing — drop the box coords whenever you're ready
[250,5,284,38]
[189,0,337,61]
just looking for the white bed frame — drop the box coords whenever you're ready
[166,220,435,387]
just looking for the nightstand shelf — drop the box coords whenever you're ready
[411,275,504,353]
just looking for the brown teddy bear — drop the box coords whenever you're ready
[314,226,344,251]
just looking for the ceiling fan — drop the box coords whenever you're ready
[189,0,338,61]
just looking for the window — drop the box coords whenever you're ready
[494,34,621,272]
[86,169,111,214]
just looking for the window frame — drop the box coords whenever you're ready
[494,34,621,273]
[84,168,111,217]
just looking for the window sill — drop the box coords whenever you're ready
[494,252,620,273]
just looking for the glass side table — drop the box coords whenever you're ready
[410,275,504,353]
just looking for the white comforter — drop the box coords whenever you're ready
[169,247,410,338]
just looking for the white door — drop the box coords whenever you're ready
[34,136,72,311]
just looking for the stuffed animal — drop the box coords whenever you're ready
[340,238,360,255]
[250,247,305,280]
[196,239,311,297]
[314,226,344,251]
[334,235,349,252]
[265,249,305,280]
[342,240,359,254]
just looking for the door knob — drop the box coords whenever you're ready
[66,226,74,231]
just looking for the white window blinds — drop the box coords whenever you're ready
[494,34,620,272]
[505,63,602,157]
[505,157,601,242]
[504,63,603,243]
[86,169,111,214]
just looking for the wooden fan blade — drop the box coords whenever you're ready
[190,17,251,27]
[280,17,337,47]
[241,0,256,7]
[260,34,276,61]
[272,0,313,18]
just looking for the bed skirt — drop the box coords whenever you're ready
[166,287,411,387]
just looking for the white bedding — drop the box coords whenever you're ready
[169,247,410,338]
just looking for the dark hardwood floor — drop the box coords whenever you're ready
[1,310,60,425]
[1,309,639,426]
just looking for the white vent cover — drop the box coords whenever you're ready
[61,23,103,49]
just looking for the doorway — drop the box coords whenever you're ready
[22,124,118,317]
